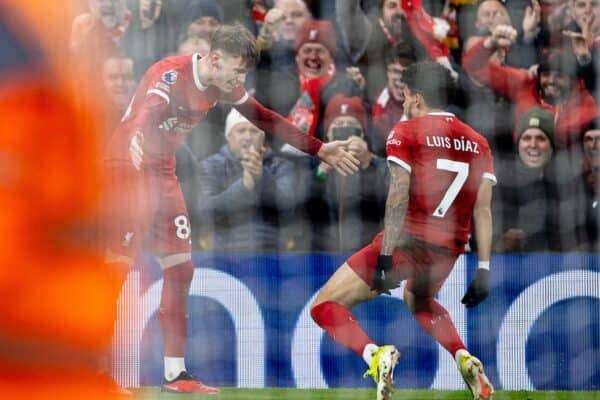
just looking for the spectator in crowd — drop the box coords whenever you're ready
[459,2,517,158]
[371,44,416,156]
[122,0,189,77]
[102,56,135,138]
[463,0,513,53]
[181,0,224,42]
[256,0,312,54]
[583,119,600,168]
[254,19,362,147]
[493,106,560,252]
[527,0,600,62]
[529,0,572,50]
[577,120,600,251]
[564,10,600,102]
[252,0,314,100]
[177,35,210,56]
[191,109,295,252]
[335,0,430,103]
[70,0,132,93]
[461,0,540,68]
[565,0,600,43]
[70,0,132,56]
[463,23,598,149]
[305,95,388,252]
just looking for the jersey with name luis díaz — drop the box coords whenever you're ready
[386,112,496,252]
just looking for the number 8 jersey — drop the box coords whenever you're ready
[386,112,497,252]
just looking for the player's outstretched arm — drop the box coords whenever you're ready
[234,95,359,174]
[462,178,494,308]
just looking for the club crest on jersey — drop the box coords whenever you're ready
[162,70,178,85]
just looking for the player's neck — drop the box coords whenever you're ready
[428,107,445,114]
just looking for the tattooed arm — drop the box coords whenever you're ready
[380,163,411,255]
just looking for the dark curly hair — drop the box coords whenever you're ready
[401,61,456,109]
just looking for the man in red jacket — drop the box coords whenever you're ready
[463,24,599,148]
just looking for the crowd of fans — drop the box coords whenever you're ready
[74,0,600,254]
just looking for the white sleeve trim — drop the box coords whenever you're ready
[231,91,249,105]
[146,89,170,104]
[387,156,412,173]
[483,172,497,185]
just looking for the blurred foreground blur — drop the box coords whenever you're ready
[0,1,124,398]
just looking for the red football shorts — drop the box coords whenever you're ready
[346,232,459,297]
[102,164,192,257]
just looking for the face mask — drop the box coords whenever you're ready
[331,126,362,141]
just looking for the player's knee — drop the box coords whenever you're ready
[310,300,334,323]
[404,289,433,313]
[163,259,194,285]
[310,301,324,323]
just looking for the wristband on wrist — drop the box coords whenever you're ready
[478,261,490,270]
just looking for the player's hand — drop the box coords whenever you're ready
[129,132,144,170]
[372,255,398,295]
[316,140,360,176]
[461,269,490,308]
[485,24,517,49]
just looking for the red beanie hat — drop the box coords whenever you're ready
[324,95,367,133]
[294,20,337,57]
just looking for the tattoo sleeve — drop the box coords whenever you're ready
[381,163,411,255]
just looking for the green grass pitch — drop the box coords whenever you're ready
[131,387,600,400]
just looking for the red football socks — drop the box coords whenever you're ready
[311,301,373,356]
[159,261,194,356]
[413,298,465,356]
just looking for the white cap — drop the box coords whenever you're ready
[225,108,255,137]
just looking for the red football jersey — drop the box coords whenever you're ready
[104,53,247,172]
[386,112,496,251]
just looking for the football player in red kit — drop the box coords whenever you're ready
[102,23,359,394]
[310,62,496,400]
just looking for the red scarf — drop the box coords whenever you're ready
[287,64,335,136]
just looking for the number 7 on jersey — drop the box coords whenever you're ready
[433,159,469,218]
